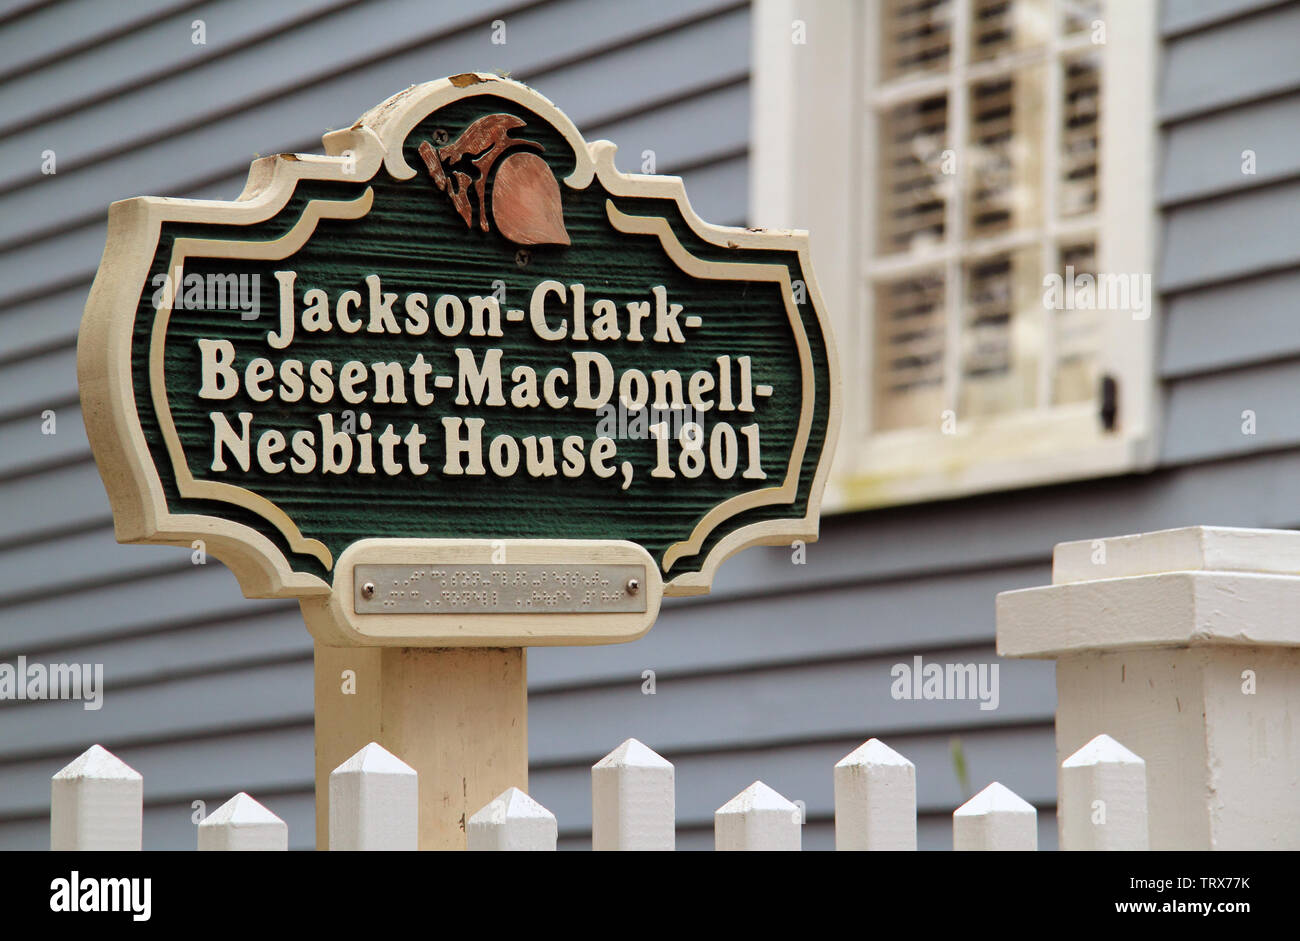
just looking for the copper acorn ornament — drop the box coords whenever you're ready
[418,113,569,246]
[491,151,569,246]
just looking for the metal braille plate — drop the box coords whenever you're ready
[354,563,648,615]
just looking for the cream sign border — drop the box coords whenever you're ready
[79,74,841,612]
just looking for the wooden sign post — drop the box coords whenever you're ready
[78,74,839,849]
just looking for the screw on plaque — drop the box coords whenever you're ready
[361,582,376,600]
[625,578,640,595]
[515,248,531,268]
[432,128,450,146]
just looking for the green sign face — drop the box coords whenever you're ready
[80,74,839,645]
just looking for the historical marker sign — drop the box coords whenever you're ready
[80,74,840,848]
[80,74,840,649]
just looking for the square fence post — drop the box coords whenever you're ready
[998,526,1300,849]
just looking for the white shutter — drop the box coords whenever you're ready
[1053,239,1100,405]
[959,246,1040,418]
[1060,51,1101,218]
[873,271,947,431]
[881,0,953,81]
[878,94,950,255]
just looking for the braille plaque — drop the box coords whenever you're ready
[354,563,647,615]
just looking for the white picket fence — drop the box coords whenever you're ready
[44,525,1300,850]
[47,731,1148,851]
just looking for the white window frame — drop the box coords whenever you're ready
[751,0,1160,512]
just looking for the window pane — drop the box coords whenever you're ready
[966,66,1045,239]
[878,94,950,254]
[970,0,1051,63]
[959,246,1041,417]
[1063,0,1103,36]
[1060,52,1101,217]
[1052,240,1101,405]
[881,0,953,82]
[873,270,947,430]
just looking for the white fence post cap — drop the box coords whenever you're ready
[953,781,1038,851]
[470,786,553,825]
[329,741,418,851]
[592,738,674,851]
[467,787,557,850]
[51,744,143,851]
[1062,733,1144,768]
[198,793,288,851]
[835,737,914,770]
[202,792,281,825]
[53,744,141,783]
[593,737,672,770]
[716,780,798,816]
[954,781,1035,817]
[331,741,416,777]
[715,781,801,851]
[834,738,917,851]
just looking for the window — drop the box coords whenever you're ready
[751,0,1159,511]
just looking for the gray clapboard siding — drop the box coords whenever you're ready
[24,431,1300,718]
[0,565,282,656]
[0,638,1047,764]
[660,812,1060,851]
[1163,358,1300,464]
[1159,93,1300,204]
[1159,1,1300,121]
[533,724,1058,837]
[12,606,304,689]
[0,286,93,365]
[1161,0,1292,35]
[4,0,1295,853]
[0,405,87,479]
[0,724,312,820]
[0,659,311,759]
[1159,179,1300,293]
[0,80,747,369]
[0,0,350,137]
[0,0,193,81]
[0,225,106,312]
[0,463,110,547]
[1156,2,1300,470]
[0,0,767,850]
[584,79,748,175]
[0,346,74,422]
[0,0,745,243]
[7,557,1039,723]
[530,562,1047,690]
[528,644,1054,766]
[0,0,530,192]
[0,525,185,604]
[1161,269,1300,378]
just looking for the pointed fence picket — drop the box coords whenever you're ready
[197,792,288,851]
[50,744,142,851]
[467,787,557,851]
[45,732,1151,851]
[953,782,1039,851]
[328,742,418,851]
[1060,734,1149,851]
[45,526,1295,852]
[714,781,802,851]
[833,738,916,850]
[591,738,675,851]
